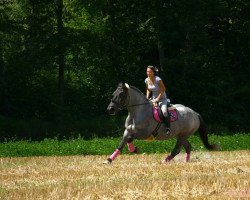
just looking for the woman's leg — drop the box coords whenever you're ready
[160,99,171,133]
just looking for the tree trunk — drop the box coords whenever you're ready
[157,40,165,72]
[106,0,121,81]
[0,47,10,116]
[56,0,65,107]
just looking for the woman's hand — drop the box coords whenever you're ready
[151,99,158,107]
[153,102,158,107]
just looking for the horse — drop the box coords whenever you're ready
[105,82,218,164]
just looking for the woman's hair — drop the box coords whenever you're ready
[147,65,159,74]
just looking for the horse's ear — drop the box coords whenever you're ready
[117,82,123,87]
[124,83,130,89]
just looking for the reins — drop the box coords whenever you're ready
[126,86,151,108]
[111,85,151,109]
[127,102,151,107]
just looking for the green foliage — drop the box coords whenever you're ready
[0,0,249,140]
[0,114,126,141]
[0,134,249,157]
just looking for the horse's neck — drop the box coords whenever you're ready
[127,89,151,117]
[128,88,148,105]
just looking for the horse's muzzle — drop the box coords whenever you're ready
[107,106,116,115]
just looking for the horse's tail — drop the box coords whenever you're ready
[198,114,219,150]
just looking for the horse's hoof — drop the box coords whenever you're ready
[133,147,140,154]
[103,158,112,164]
[160,158,171,164]
[161,159,168,164]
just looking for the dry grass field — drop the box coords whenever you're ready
[0,150,249,199]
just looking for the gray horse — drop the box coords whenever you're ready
[105,82,218,164]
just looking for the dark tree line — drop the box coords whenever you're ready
[0,0,249,140]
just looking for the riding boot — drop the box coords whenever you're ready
[162,114,171,134]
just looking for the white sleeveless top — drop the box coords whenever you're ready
[145,76,167,99]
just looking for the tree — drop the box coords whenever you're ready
[56,0,65,109]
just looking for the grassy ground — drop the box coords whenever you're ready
[0,134,249,157]
[0,151,249,199]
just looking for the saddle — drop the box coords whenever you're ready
[144,105,178,141]
[153,106,178,123]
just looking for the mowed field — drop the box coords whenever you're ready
[0,150,249,199]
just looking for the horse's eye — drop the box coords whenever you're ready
[120,92,126,98]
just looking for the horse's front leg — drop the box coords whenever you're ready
[125,121,148,154]
[127,135,139,153]
[124,117,137,153]
[104,131,132,164]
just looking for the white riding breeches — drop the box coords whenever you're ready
[158,98,168,117]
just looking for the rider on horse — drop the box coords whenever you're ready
[145,66,171,134]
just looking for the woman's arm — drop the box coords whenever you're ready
[146,84,151,99]
[155,80,166,102]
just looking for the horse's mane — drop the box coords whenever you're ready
[129,85,147,99]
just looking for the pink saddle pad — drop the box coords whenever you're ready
[153,107,178,123]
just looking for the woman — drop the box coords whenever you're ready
[145,66,171,134]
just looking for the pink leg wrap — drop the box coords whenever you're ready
[186,153,190,162]
[109,149,121,161]
[127,143,135,152]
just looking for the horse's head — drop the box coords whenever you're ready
[107,82,129,115]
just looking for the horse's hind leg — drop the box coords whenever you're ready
[161,137,183,164]
[183,139,192,162]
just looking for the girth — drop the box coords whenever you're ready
[145,122,162,141]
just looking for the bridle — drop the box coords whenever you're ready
[110,99,126,110]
